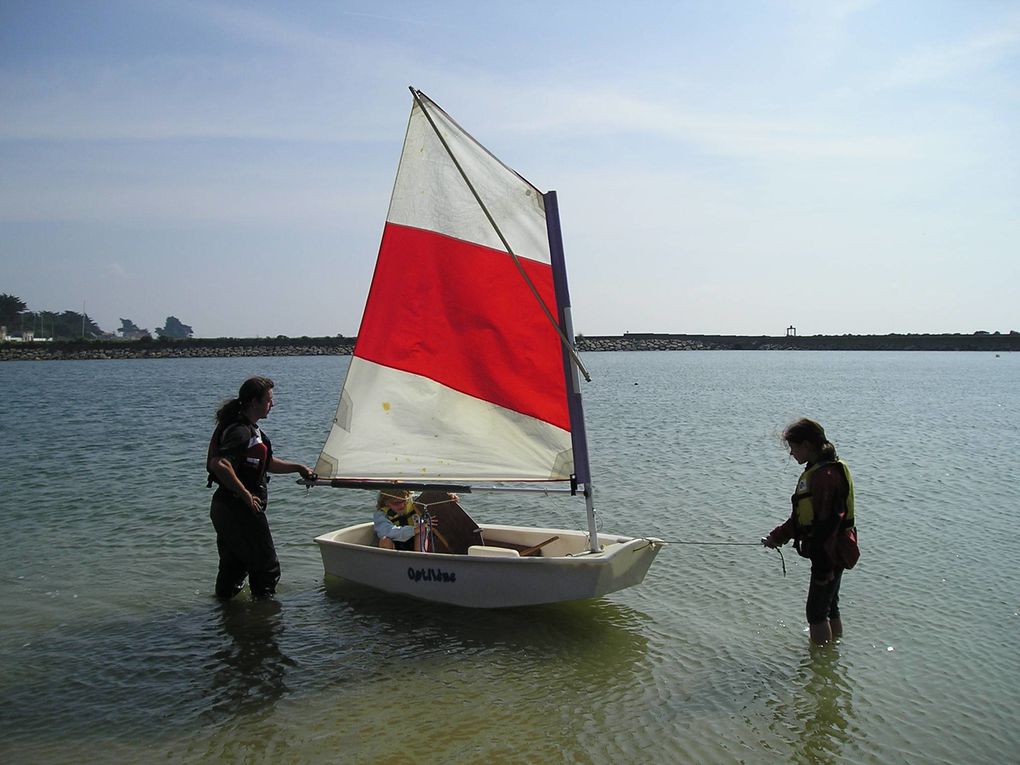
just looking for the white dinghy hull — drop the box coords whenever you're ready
[315,523,664,608]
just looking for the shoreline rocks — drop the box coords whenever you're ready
[0,340,356,362]
[2,333,1017,361]
[575,333,1020,353]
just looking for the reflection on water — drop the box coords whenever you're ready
[314,578,654,763]
[769,644,855,765]
[204,598,296,721]
[322,579,648,673]
[321,576,650,661]
[797,646,854,764]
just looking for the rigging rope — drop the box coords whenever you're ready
[409,87,591,382]
[417,510,435,553]
[654,539,787,577]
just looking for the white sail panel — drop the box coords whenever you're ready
[387,96,551,266]
[315,358,573,482]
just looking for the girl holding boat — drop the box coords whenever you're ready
[206,376,314,599]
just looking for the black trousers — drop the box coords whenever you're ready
[805,567,844,624]
[209,491,281,599]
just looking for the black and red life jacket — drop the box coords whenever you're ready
[206,419,272,493]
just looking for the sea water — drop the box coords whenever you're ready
[0,351,1017,764]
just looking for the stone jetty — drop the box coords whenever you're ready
[2,332,1017,361]
[576,332,1020,353]
[0,337,356,362]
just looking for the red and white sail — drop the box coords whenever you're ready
[315,91,573,482]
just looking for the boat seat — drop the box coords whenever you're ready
[477,535,560,557]
[467,545,520,558]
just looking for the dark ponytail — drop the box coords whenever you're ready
[215,376,275,424]
[783,417,836,461]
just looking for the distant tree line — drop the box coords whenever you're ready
[1,293,193,340]
[1,293,102,339]
[157,316,193,339]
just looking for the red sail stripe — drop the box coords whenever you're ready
[354,223,569,432]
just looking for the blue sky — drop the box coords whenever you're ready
[2,0,1017,337]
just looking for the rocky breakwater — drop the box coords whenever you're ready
[576,335,713,352]
[1,337,357,361]
[4,332,1018,361]
[576,333,1020,352]
[576,333,804,351]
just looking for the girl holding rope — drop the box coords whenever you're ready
[762,418,859,645]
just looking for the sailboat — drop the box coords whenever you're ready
[309,88,663,608]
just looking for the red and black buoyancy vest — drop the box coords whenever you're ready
[206,419,272,494]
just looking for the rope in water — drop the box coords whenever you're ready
[655,539,787,576]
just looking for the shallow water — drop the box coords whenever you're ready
[1,351,1018,764]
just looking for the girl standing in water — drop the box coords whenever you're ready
[207,376,314,599]
[762,418,859,645]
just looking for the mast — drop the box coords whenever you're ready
[545,191,599,552]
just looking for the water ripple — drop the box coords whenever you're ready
[2,352,1019,763]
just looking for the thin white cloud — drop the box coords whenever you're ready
[171,0,355,60]
[1,62,916,166]
[174,0,454,51]
[827,0,883,21]
[0,2,432,143]
[4,0,1000,169]
[449,81,931,163]
[875,17,1020,91]
[0,55,410,143]
[103,262,129,279]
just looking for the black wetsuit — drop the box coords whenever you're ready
[208,419,279,599]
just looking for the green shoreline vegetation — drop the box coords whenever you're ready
[2,331,1018,361]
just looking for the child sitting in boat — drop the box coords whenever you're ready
[374,490,459,551]
[374,490,438,551]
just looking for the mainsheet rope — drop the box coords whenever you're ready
[644,538,787,576]
[381,490,786,574]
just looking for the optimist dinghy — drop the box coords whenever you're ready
[309,88,663,607]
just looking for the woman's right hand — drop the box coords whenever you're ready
[761,535,777,549]
[244,491,264,513]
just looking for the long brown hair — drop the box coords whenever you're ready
[215,376,275,424]
[783,417,837,461]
